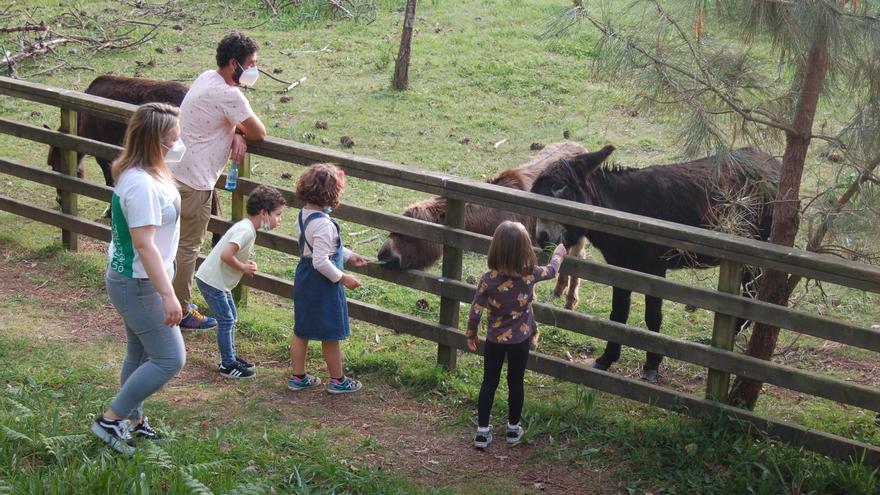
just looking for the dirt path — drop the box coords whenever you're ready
[0,245,619,494]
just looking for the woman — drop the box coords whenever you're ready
[90,103,187,454]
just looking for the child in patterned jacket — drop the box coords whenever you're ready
[466,221,567,448]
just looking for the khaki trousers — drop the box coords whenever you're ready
[172,180,213,309]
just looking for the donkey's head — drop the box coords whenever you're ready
[530,145,615,249]
[377,198,446,271]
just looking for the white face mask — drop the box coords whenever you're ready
[237,61,260,87]
[164,137,186,163]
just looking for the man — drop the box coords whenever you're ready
[172,31,267,330]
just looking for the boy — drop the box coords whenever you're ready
[195,185,285,378]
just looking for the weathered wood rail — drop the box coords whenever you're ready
[2,75,880,465]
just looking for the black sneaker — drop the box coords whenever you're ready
[90,416,135,455]
[131,416,160,440]
[219,361,255,379]
[235,356,255,369]
[473,427,493,449]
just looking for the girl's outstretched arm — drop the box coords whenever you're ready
[535,243,568,282]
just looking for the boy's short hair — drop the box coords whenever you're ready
[487,221,537,277]
[246,185,286,215]
[216,31,259,67]
[295,163,344,209]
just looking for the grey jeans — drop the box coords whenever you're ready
[105,269,186,419]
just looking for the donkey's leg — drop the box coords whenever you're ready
[54,152,86,208]
[641,294,664,382]
[97,157,114,218]
[97,157,113,187]
[594,287,631,370]
[564,237,587,310]
[553,272,569,300]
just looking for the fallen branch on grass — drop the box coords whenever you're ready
[0,24,48,33]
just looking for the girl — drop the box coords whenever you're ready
[288,163,368,394]
[92,103,187,454]
[466,221,567,448]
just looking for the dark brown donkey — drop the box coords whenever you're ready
[530,145,779,382]
[46,75,222,236]
[47,75,188,190]
[377,141,591,308]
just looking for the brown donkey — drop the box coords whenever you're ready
[377,141,589,309]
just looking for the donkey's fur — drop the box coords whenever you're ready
[377,141,588,306]
[46,75,221,233]
[530,145,780,381]
[47,75,188,188]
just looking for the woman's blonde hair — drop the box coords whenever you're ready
[487,221,536,277]
[111,102,180,183]
[295,163,345,208]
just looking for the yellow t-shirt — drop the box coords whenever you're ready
[195,219,256,291]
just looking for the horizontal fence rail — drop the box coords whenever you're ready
[2,76,880,466]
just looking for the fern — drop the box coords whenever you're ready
[225,480,268,495]
[1,397,33,419]
[0,477,13,495]
[142,443,175,469]
[182,460,226,474]
[1,425,32,444]
[41,434,89,456]
[181,472,215,495]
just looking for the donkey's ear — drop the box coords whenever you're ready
[572,145,615,179]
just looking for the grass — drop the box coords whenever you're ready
[0,0,879,492]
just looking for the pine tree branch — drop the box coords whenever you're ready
[581,7,797,135]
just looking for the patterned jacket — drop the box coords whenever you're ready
[465,252,563,345]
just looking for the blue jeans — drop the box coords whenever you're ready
[196,278,238,366]
[105,269,186,420]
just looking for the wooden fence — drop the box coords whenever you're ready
[2,75,880,465]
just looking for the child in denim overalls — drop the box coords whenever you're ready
[288,163,368,394]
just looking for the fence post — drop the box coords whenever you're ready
[437,197,465,370]
[705,259,743,401]
[59,108,78,251]
[231,152,251,306]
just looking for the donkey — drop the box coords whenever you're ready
[530,145,779,382]
[46,75,221,242]
[47,75,188,190]
[377,141,591,308]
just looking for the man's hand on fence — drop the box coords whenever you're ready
[230,134,247,163]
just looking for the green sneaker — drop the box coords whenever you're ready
[287,374,321,391]
[326,376,362,394]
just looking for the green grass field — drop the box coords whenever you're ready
[1,0,879,493]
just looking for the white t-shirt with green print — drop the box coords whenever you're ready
[108,167,180,280]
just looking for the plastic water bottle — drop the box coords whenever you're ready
[225,160,238,191]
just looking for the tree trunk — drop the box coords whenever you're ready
[728,35,830,409]
[392,0,417,90]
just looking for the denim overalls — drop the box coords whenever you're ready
[293,210,350,340]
